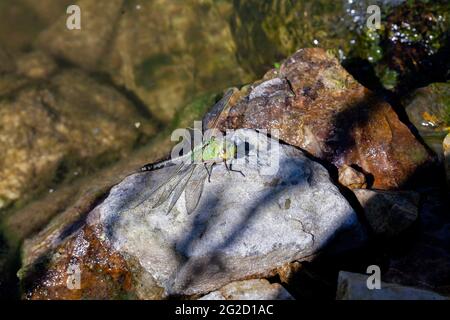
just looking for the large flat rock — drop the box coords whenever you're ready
[21,129,366,299]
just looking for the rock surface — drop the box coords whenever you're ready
[0,48,27,96]
[20,129,366,299]
[353,189,419,238]
[0,46,14,73]
[37,0,125,70]
[102,0,251,121]
[445,133,450,187]
[382,183,450,295]
[336,271,448,300]
[404,82,450,157]
[338,165,367,189]
[211,48,430,190]
[35,0,251,122]
[16,51,57,79]
[0,1,45,53]
[0,69,156,210]
[199,279,294,300]
[21,0,72,25]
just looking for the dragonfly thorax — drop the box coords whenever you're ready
[190,137,236,163]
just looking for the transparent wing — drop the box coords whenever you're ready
[185,164,209,214]
[129,160,188,211]
[203,88,236,140]
[166,164,197,214]
[152,162,193,209]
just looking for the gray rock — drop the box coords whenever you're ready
[89,129,365,296]
[199,279,294,300]
[22,129,366,299]
[336,271,448,300]
[353,189,419,238]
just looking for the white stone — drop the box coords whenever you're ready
[337,271,448,300]
[199,279,294,300]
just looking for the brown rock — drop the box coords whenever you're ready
[0,2,45,54]
[0,47,27,95]
[21,224,164,300]
[276,261,303,284]
[214,48,430,189]
[102,0,251,122]
[0,69,156,210]
[0,46,15,73]
[16,51,57,79]
[403,82,450,156]
[353,189,420,237]
[37,0,125,70]
[34,0,251,122]
[338,165,367,189]
[445,133,450,186]
[21,0,73,25]
[0,74,28,96]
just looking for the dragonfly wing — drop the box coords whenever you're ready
[203,88,236,139]
[152,163,193,209]
[150,160,187,194]
[185,164,208,214]
[131,161,187,211]
[166,165,197,214]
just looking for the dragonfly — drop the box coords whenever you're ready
[134,88,245,215]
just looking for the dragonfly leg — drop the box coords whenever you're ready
[204,162,211,182]
[224,160,230,172]
[229,160,245,177]
[204,162,217,182]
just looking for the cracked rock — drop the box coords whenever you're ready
[20,129,366,299]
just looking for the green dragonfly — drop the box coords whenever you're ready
[136,88,245,214]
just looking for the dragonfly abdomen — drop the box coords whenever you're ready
[140,159,176,172]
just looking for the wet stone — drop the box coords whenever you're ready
[404,81,450,157]
[353,189,419,238]
[212,48,431,190]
